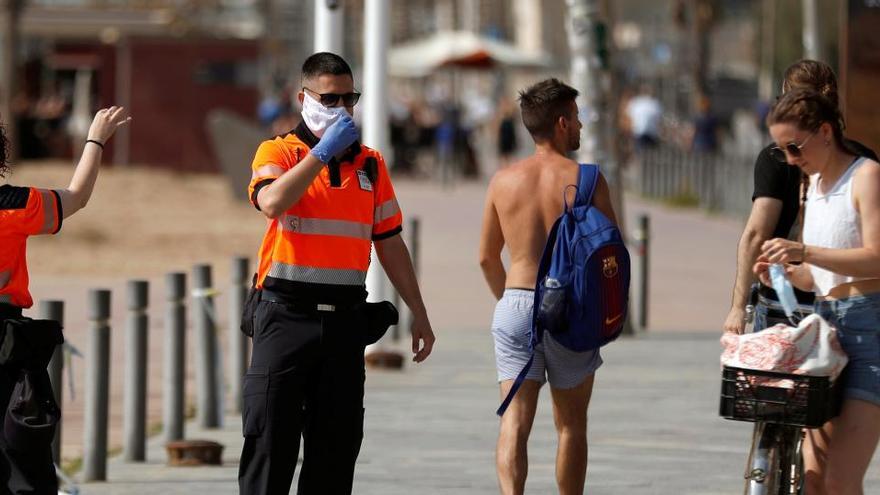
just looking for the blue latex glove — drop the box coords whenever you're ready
[309,115,359,163]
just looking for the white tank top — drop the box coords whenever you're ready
[802,156,872,296]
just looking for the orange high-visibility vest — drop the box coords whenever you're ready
[248,123,403,303]
[0,186,63,308]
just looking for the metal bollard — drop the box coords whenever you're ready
[398,217,421,338]
[83,289,111,482]
[41,300,64,464]
[164,273,186,442]
[229,257,250,414]
[636,215,651,330]
[193,264,220,428]
[390,288,401,342]
[124,280,149,462]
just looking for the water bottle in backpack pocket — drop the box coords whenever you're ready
[537,276,569,335]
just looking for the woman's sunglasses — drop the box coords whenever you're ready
[769,131,817,162]
[303,87,361,107]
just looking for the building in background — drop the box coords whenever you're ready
[16,1,273,171]
[8,0,878,171]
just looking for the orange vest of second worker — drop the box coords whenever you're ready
[0,186,63,308]
[248,123,403,300]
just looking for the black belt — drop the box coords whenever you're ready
[758,285,778,300]
[0,303,22,321]
[758,284,815,306]
[261,289,359,314]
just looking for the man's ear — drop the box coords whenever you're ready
[557,115,568,133]
[297,91,306,107]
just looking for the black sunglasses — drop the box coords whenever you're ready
[769,131,817,162]
[303,87,361,107]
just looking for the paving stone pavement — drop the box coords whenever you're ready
[25,182,743,463]
[37,180,880,493]
[76,327,880,494]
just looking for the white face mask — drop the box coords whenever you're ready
[300,92,349,138]
[769,263,799,320]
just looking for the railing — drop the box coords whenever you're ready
[632,145,756,217]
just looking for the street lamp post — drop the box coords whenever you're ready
[314,0,342,54]
[567,0,636,334]
[566,0,606,167]
[0,0,23,163]
[362,0,404,368]
[802,0,822,60]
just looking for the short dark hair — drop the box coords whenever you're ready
[0,122,8,177]
[301,52,353,82]
[518,78,579,141]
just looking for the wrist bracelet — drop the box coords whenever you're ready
[86,139,104,150]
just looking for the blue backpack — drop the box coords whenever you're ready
[497,164,630,416]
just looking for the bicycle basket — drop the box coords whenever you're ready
[719,366,842,428]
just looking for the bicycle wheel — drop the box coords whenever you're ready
[744,422,782,495]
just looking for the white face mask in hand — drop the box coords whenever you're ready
[769,263,799,320]
[300,92,349,138]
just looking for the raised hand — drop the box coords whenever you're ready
[87,106,132,146]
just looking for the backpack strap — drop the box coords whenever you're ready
[496,215,563,417]
[496,353,535,416]
[575,164,600,208]
[534,216,562,302]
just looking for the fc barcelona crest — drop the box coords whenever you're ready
[602,255,618,278]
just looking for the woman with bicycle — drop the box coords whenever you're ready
[0,107,129,492]
[725,59,877,335]
[756,90,880,495]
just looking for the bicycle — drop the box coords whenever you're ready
[720,285,841,495]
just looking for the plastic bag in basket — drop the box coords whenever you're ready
[721,313,848,381]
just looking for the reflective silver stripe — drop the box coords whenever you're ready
[252,164,285,179]
[0,294,11,304]
[39,189,58,234]
[373,199,400,224]
[0,271,9,289]
[278,215,372,240]
[268,262,366,286]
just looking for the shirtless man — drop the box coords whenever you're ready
[478,78,618,495]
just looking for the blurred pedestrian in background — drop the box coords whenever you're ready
[625,83,662,151]
[690,93,719,154]
[495,96,519,169]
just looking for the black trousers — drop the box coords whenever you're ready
[0,310,57,495]
[238,301,366,495]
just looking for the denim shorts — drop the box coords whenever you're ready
[491,289,602,389]
[815,293,880,406]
